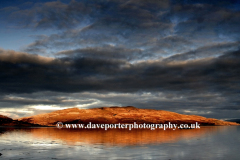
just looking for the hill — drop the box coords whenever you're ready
[17,106,239,126]
[0,115,43,127]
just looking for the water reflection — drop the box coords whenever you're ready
[0,127,226,146]
[0,126,239,160]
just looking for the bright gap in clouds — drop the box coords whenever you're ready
[32,105,69,111]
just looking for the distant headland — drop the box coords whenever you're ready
[1,106,237,127]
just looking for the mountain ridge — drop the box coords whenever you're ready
[15,106,239,126]
[0,115,44,127]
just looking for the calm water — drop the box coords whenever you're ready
[0,126,239,160]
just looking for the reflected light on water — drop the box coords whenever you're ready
[0,126,239,160]
[0,127,226,146]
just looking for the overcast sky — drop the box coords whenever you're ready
[0,0,240,119]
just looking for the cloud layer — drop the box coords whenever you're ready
[0,0,240,118]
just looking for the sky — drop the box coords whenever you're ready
[0,0,240,119]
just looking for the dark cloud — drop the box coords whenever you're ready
[1,48,240,94]
[0,48,54,64]
[56,45,143,61]
[163,42,240,62]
